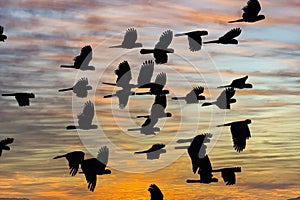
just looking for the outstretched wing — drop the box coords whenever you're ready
[243,0,261,17]
[74,45,92,68]
[220,28,242,40]
[231,76,248,86]
[66,151,85,176]
[0,138,14,146]
[75,77,89,87]
[154,94,167,108]
[115,61,132,86]
[122,28,138,46]
[154,73,167,87]
[82,100,94,117]
[221,170,236,185]
[225,88,235,99]
[15,95,30,106]
[148,184,164,200]
[137,60,154,87]
[78,101,94,127]
[96,146,109,170]
[188,35,202,52]
[155,30,173,50]
[81,159,97,192]
[230,122,251,152]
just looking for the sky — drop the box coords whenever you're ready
[0,0,299,199]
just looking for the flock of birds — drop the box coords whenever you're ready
[0,0,266,199]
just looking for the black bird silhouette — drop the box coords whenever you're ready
[204,28,242,44]
[66,100,97,130]
[137,94,172,119]
[109,28,143,49]
[140,30,174,64]
[228,0,265,23]
[218,76,252,89]
[186,155,218,184]
[135,144,166,160]
[212,167,241,185]
[0,25,7,42]
[59,77,92,98]
[135,72,169,96]
[0,138,14,157]
[103,60,154,89]
[53,151,85,176]
[2,93,35,107]
[80,146,111,192]
[175,30,208,51]
[148,184,164,200]
[217,119,252,152]
[202,88,236,109]
[172,86,205,104]
[60,45,95,70]
[128,117,160,135]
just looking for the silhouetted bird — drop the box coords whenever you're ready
[0,26,7,42]
[186,155,218,184]
[217,119,252,152]
[204,28,242,44]
[228,0,265,23]
[80,146,111,192]
[66,100,97,130]
[2,93,35,107]
[135,144,166,160]
[53,151,85,176]
[0,138,14,157]
[109,28,143,49]
[128,117,160,135]
[103,60,154,89]
[212,167,241,185]
[218,75,252,89]
[175,30,208,51]
[148,184,164,200]
[60,45,95,70]
[135,73,169,95]
[172,86,205,104]
[104,88,135,109]
[137,94,172,119]
[59,77,92,98]
[140,30,174,64]
[202,88,236,109]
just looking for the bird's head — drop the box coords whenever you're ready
[28,93,35,98]
[232,39,238,44]
[135,43,143,48]
[104,169,111,174]
[229,99,237,103]
[245,119,252,124]
[166,113,172,117]
[245,83,253,88]
[0,35,7,41]
[257,15,265,21]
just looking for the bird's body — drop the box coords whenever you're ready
[202,88,236,109]
[172,86,205,104]
[109,28,142,49]
[228,0,265,23]
[60,45,94,70]
[53,151,85,176]
[2,93,35,107]
[140,30,174,64]
[175,30,208,51]
[204,28,241,44]
[0,138,14,157]
[0,26,7,42]
[218,76,252,89]
[80,146,111,192]
[59,77,92,98]
[217,119,252,152]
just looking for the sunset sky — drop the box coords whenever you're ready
[0,0,299,199]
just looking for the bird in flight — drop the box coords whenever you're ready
[135,144,166,160]
[53,151,85,176]
[175,30,208,51]
[0,138,14,157]
[128,117,160,135]
[204,28,242,44]
[109,28,143,49]
[60,45,95,70]
[2,92,35,107]
[140,30,174,64]
[202,88,236,109]
[0,25,7,42]
[218,75,252,89]
[148,184,164,200]
[80,146,111,192]
[134,72,169,96]
[212,167,242,185]
[217,119,252,152]
[66,100,97,130]
[59,77,92,98]
[228,0,265,23]
[172,86,205,104]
